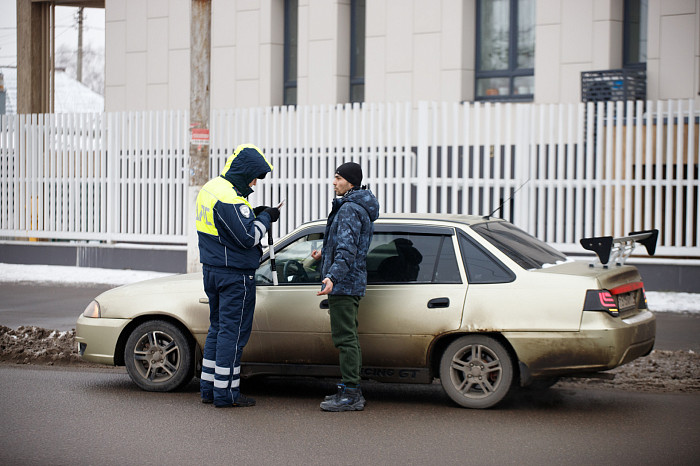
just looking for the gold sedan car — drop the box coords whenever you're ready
[76,215,656,409]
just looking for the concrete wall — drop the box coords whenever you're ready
[365,0,474,104]
[0,242,186,274]
[647,0,700,100]
[535,0,625,103]
[298,0,350,104]
[104,0,700,111]
[535,0,700,104]
[105,0,191,111]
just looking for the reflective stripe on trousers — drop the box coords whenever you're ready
[200,267,256,405]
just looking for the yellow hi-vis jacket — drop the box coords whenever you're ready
[196,144,273,271]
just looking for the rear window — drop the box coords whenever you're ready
[458,233,515,284]
[471,221,567,270]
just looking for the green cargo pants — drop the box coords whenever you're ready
[328,294,362,388]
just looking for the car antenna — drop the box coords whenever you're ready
[483,178,531,220]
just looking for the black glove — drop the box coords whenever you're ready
[253,205,269,217]
[263,207,280,223]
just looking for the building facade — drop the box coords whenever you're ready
[103,0,700,112]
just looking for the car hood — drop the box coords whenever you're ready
[94,273,203,318]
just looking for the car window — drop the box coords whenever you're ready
[256,233,324,285]
[458,232,515,284]
[471,221,567,270]
[367,233,462,284]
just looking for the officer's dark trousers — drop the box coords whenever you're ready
[200,265,255,406]
[329,295,362,388]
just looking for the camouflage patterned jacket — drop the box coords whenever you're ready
[321,187,380,296]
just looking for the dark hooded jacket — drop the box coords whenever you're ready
[321,187,380,296]
[196,144,273,272]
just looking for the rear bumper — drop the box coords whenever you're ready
[504,310,656,378]
[75,315,129,365]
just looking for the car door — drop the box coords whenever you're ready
[244,225,338,364]
[359,224,468,369]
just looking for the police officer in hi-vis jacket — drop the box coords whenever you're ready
[195,144,280,408]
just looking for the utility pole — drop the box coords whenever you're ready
[76,7,84,83]
[187,0,212,273]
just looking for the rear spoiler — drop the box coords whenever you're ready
[580,229,658,268]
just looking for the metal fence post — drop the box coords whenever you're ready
[416,101,428,213]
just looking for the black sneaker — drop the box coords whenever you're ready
[323,383,346,402]
[324,384,366,403]
[215,394,256,408]
[320,386,365,412]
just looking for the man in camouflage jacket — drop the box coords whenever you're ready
[312,161,379,412]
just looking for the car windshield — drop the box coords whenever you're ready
[471,221,567,270]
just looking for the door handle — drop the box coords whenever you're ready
[320,299,329,309]
[428,297,449,309]
[199,298,209,304]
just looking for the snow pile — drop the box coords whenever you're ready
[0,325,82,365]
[560,349,700,393]
[646,291,700,313]
[0,263,173,286]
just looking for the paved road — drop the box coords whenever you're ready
[0,283,112,330]
[0,365,698,465]
[1,283,698,351]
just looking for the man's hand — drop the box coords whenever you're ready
[253,205,270,217]
[263,207,280,223]
[311,249,322,261]
[317,277,333,296]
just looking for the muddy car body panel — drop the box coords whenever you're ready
[76,214,657,408]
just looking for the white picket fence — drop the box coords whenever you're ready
[1,100,698,257]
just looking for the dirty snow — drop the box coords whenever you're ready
[0,262,173,286]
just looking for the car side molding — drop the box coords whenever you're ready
[580,229,659,268]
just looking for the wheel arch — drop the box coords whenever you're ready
[428,332,522,384]
[114,314,199,367]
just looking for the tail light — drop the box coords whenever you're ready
[640,287,648,309]
[584,290,619,317]
[584,281,647,317]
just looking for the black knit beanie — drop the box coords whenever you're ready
[335,162,363,187]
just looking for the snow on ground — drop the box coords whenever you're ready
[0,263,699,313]
[0,263,173,286]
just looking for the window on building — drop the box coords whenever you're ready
[284,0,298,106]
[475,0,535,101]
[623,0,648,70]
[350,0,366,103]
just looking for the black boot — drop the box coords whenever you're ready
[324,383,345,402]
[320,386,365,412]
[215,393,256,408]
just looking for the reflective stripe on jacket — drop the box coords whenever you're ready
[196,144,273,271]
[196,176,271,271]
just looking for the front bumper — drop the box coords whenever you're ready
[504,310,656,378]
[75,315,130,365]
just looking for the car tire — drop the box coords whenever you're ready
[439,335,514,409]
[124,320,194,392]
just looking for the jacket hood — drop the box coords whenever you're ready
[220,144,273,197]
[340,187,380,221]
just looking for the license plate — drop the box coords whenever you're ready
[617,292,636,310]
